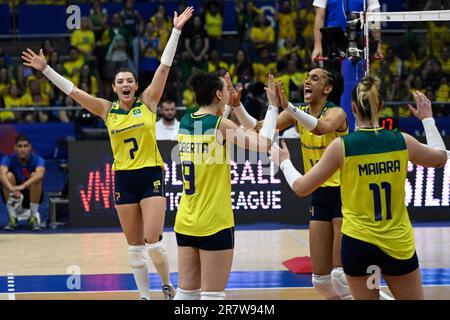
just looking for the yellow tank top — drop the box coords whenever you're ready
[340,128,415,260]
[205,12,223,38]
[104,98,164,171]
[175,113,234,236]
[296,102,348,187]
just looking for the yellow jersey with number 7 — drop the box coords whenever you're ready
[105,98,164,171]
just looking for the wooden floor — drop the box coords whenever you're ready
[1,226,450,300]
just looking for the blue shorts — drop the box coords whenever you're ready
[176,227,235,251]
[309,186,342,222]
[114,166,164,205]
[341,234,419,277]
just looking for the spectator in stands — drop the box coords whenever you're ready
[229,49,252,84]
[0,67,10,108]
[1,83,30,123]
[235,0,261,58]
[277,58,307,103]
[1,134,45,231]
[427,21,449,56]
[250,13,275,55]
[139,21,161,89]
[252,48,277,83]
[48,50,60,69]
[184,15,210,69]
[70,17,96,63]
[63,46,85,85]
[150,4,172,50]
[120,0,144,74]
[155,99,179,141]
[78,64,98,97]
[387,76,411,117]
[41,40,55,60]
[297,0,315,54]
[384,47,403,77]
[421,58,443,90]
[101,13,131,100]
[276,1,297,48]
[204,0,223,53]
[242,80,266,120]
[21,80,44,123]
[90,1,109,40]
[436,76,449,103]
[207,49,228,74]
[439,46,450,74]
[58,95,80,124]
[409,75,425,96]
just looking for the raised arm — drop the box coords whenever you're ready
[270,138,342,197]
[218,117,272,152]
[21,48,111,121]
[276,81,347,135]
[141,7,193,112]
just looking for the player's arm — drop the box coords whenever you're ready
[403,133,447,168]
[270,138,342,197]
[312,5,326,63]
[0,165,14,193]
[408,90,449,159]
[21,48,111,121]
[15,166,46,192]
[218,118,272,152]
[276,80,347,135]
[141,7,194,112]
[255,109,297,133]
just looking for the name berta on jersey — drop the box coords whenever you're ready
[358,160,401,176]
[179,142,209,154]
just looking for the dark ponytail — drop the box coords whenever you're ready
[188,70,224,106]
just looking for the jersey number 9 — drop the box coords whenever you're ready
[182,161,195,195]
[124,138,139,160]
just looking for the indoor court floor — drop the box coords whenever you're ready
[1,223,450,300]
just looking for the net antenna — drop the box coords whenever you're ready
[360,7,450,75]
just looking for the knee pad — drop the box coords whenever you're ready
[331,267,352,300]
[145,239,168,264]
[312,274,339,300]
[174,288,201,300]
[128,245,147,269]
[201,291,225,300]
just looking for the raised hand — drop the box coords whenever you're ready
[264,74,279,106]
[269,140,291,167]
[21,48,47,71]
[275,80,289,109]
[408,91,433,120]
[224,72,242,108]
[173,6,194,30]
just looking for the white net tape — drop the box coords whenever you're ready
[363,10,450,22]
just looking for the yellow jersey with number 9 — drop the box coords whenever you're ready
[296,101,348,187]
[105,98,164,171]
[340,128,415,260]
[175,113,234,237]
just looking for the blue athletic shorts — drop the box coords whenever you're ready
[309,186,343,222]
[341,234,419,277]
[176,227,235,251]
[114,166,164,205]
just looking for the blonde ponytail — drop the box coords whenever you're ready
[354,75,381,127]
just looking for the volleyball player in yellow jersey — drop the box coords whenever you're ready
[173,71,279,300]
[271,76,448,299]
[233,67,350,299]
[22,7,194,300]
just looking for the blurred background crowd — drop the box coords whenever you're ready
[0,0,448,129]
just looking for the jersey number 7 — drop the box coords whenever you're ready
[124,138,139,160]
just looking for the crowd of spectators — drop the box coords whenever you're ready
[0,0,449,126]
